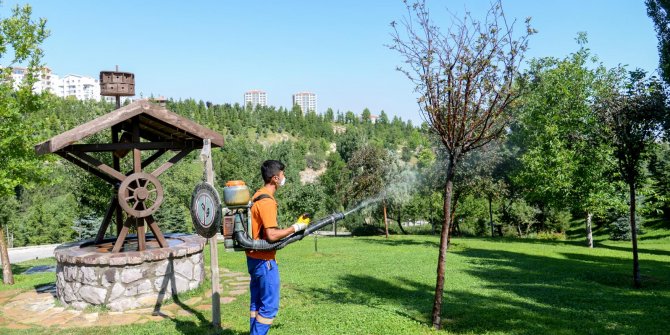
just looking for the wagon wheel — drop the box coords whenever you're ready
[118,172,164,218]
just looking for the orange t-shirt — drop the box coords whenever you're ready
[245,187,278,260]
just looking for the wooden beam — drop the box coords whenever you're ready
[95,196,118,244]
[63,141,201,152]
[145,106,224,147]
[69,151,126,182]
[116,205,123,236]
[134,149,166,173]
[146,215,168,248]
[132,116,141,173]
[56,152,118,185]
[34,101,147,155]
[112,217,134,253]
[137,218,146,251]
[151,149,193,177]
[112,126,123,235]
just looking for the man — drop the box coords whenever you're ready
[247,160,310,335]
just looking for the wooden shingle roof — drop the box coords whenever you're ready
[35,100,223,155]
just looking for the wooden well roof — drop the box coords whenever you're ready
[35,100,224,155]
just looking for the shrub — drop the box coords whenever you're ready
[544,208,572,233]
[609,215,643,241]
[536,231,567,241]
[351,224,387,236]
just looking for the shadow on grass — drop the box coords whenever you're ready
[0,260,51,281]
[495,236,670,257]
[355,237,440,248]
[639,233,670,241]
[151,258,245,335]
[307,246,670,334]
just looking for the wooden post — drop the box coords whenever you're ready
[201,139,221,328]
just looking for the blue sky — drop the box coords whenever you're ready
[1,1,661,123]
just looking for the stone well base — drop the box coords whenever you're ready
[54,234,206,311]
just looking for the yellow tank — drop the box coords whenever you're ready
[223,180,250,206]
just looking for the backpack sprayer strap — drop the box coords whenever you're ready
[250,194,275,239]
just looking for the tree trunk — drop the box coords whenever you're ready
[396,207,407,234]
[0,224,13,285]
[447,191,460,246]
[489,195,494,237]
[585,212,593,248]
[383,200,389,239]
[431,158,456,329]
[629,182,641,288]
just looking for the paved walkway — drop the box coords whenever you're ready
[0,268,249,330]
[1,244,60,265]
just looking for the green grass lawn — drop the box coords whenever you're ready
[1,226,669,335]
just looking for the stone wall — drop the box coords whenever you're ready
[55,234,205,312]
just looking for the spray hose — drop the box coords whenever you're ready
[233,212,345,251]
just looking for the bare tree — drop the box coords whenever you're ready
[389,0,533,329]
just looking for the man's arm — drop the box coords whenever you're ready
[264,226,297,243]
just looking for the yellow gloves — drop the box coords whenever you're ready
[292,213,312,233]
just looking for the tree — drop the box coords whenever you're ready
[390,0,533,328]
[379,110,389,125]
[0,4,49,285]
[596,70,669,288]
[647,0,670,85]
[324,107,335,122]
[361,108,371,123]
[345,145,389,208]
[511,36,618,247]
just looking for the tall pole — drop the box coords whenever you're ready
[201,139,221,328]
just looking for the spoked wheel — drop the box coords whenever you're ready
[118,172,164,218]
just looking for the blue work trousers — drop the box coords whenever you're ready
[247,256,280,335]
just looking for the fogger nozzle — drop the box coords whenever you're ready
[233,212,346,251]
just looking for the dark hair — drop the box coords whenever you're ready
[261,160,285,183]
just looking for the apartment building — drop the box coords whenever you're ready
[292,91,317,113]
[54,74,101,101]
[8,66,55,94]
[244,90,267,108]
[7,66,102,101]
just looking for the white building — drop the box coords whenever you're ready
[54,74,100,101]
[8,66,55,94]
[292,91,317,113]
[6,67,101,101]
[244,90,267,108]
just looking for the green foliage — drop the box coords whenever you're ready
[0,4,50,197]
[502,198,540,236]
[597,70,669,186]
[344,144,389,208]
[453,194,491,236]
[544,207,572,234]
[646,0,670,85]
[610,215,643,241]
[510,37,618,218]
[318,152,348,213]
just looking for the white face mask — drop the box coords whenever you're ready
[279,176,286,187]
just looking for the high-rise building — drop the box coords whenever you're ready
[244,90,267,108]
[292,91,317,113]
[54,74,101,101]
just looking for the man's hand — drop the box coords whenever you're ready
[291,213,312,233]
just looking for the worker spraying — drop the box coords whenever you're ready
[218,159,376,335]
